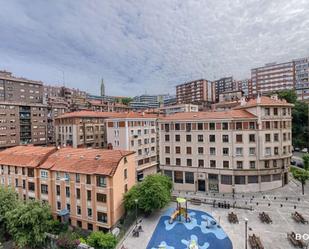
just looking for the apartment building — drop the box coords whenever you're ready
[55,111,123,148]
[87,100,132,113]
[159,104,198,115]
[294,57,309,102]
[237,79,253,98]
[176,79,215,108]
[0,70,43,104]
[251,61,295,95]
[214,77,235,102]
[106,113,159,181]
[0,145,135,231]
[0,102,47,148]
[159,95,293,193]
[130,94,168,110]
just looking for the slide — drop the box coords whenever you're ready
[169,210,179,224]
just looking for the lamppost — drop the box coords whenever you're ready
[134,199,138,226]
[244,218,248,249]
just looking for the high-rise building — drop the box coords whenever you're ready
[294,57,309,102]
[130,94,169,110]
[236,79,253,98]
[214,76,235,102]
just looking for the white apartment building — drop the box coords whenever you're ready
[106,113,159,181]
[159,104,198,115]
[158,95,293,193]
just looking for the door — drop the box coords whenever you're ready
[198,180,206,191]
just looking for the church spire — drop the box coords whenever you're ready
[100,78,105,97]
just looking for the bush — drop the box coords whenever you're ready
[86,231,117,249]
[56,231,80,249]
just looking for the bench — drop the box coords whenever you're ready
[249,234,264,249]
[259,212,272,224]
[292,212,308,224]
[228,212,239,224]
[287,232,306,248]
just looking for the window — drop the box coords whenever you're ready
[88,208,92,217]
[197,135,203,142]
[236,134,243,143]
[249,147,256,156]
[185,172,194,184]
[187,147,192,155]
[175,146,181,154]
[274,108,278,115]
[41,184,48,194]
[236,161,243,169]
[222,135,229,143]
[186,123,191,132]
[86,175,91,184]
[223,161,229,168]
[175,135,180,142]
[248,175,258,183]
[76,188,80,199]
[40,170,48,179]
[265,147,271,156]
[261,175,271,182]
[209,135,215,142]
[77,220,82,228]
[264,160,270,168]
[66,186,70,197]
[97,212,107,223]
[222,122,228,130]
[235,176,245,184]
[97,193,107,203]
[250,161,256,169]
[198,160,204,167]
[22,180,26,189]
[265,121,270,129]
[164,124,170,132]
[221,175,232,185]
[165,157,170,165]
[249,122,255,129]
[56,185,60,196]
[274,147,279,155]
[209,123,215,130]
[222,148,229,156]
[273,160,277,167]
[96,176,106,187]
[28,168,34,177]
[210,160,216,168]
[28,182,35,192]
[87,190,92,201]
[236,147,243,156]
[76,173,80,183]
[165,135,170,142]
[210,147,216,155]
[197,123,203,130]
[186,135,192,142]
[176,158,181,166]
[174,171,183,183]
[57,202,61,210]
[187,159,192,166]
[198,147,204,154]
[273,173,281,181]
[265,108,270,116]
[274,121,278,129]
[164,170,172,179]
[249,134,255,142]
[274,133,279,142]
[77,206,81,215]
[265,134,271,142]
[165,146,170,153]
[175,123,180,130]
[236,122,242,130]
[124,169,127,180]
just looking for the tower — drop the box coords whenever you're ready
[100,78,105,97]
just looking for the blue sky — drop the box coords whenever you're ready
[0,0,309,96]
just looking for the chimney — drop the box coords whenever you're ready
[257,92,261,104]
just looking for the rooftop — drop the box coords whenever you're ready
[235,96,294,109]
[159,109,256,121]
[39,147,134,176]
[0,146,56,167]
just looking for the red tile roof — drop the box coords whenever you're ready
[235,96,294,109]
[56,111,158,119]
[159,109,256,121]
[39,147,134,176]
[0,146,56,167]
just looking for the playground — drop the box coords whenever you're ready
[146,198,233,249]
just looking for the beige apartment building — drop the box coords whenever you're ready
[105,113,159,181]
[0,145,135,231]
[159,95,293,193]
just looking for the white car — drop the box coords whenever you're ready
[302,148,308,153]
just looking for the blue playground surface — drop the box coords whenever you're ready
[146,208,233,249]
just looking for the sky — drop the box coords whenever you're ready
[0,0,309,97]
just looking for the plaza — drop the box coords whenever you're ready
[121,179,309,249]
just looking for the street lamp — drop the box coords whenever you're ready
[134,199,138,225]
[244,218,248,249]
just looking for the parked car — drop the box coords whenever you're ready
[297,161,304,168]
[291,160,296,165]
[294,147,300,152]
[301,148,308,153]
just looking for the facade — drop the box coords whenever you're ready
[87,100,132,113]
[294,57,309,102]
[237,79,253,98]
[0,146,135,231]
[0,70,43,104]
[176,79,215,106]
[0,102,48,148]
[130,94,169,110]
[163,95,177,106]
[214,77,235,102]
[159,104,198,115]
[106,113,159,181]
[158,95,293,193]
[251,61,295,95]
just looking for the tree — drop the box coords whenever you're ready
[120,97,133,105]
[5,200,52,248]
[123,185,140,211]
[0,187,19,223]
[86,231,117,249]
[303,154,309,170]
[278,90,298,104]
[292,168,309,195]
[56,231,80,249]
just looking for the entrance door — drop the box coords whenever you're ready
[208,174,219,192]
[283,172,288,185]
[198,180,206,191]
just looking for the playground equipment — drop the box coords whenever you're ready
[189,239,199,249]
[169,197,191,224]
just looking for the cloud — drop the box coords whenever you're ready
[0,0,308,96]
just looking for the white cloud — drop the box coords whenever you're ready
[0,0,308,96]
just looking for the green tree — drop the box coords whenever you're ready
[123,185,140,211]
[5,200,52,248]
[278,90,298,104]
[303,154,309,170]
[292,168,309,195]
[86,231,117,249]
[0,187,19,223]
[121,97,133,105]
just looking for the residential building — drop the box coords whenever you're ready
[214,76,235,102]
[294,57,309,102]
[0,145,136,231]
[176,79,215,108]
[105,113,159,181]
[0,102,48,148]
[159,104,198,115]
[87,100,132,113]
[130,94,169,110]
[163,95,177,106]
[237,79,253,98]
[159,95,293,193]
[0,70,43,104]
[251,61,295,95]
